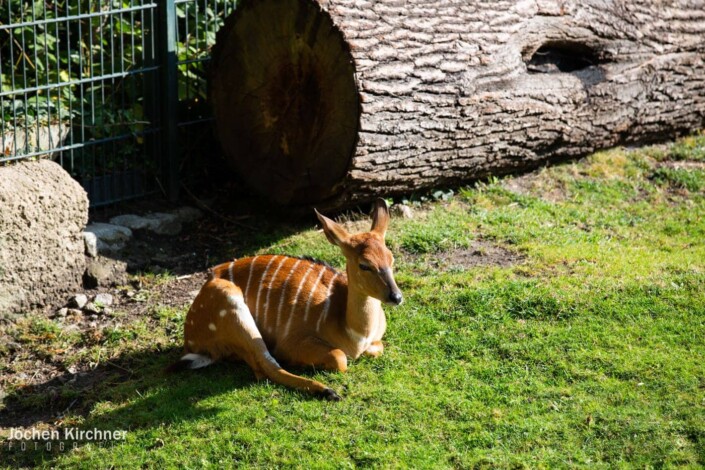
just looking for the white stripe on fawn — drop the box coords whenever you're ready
[244,255,260,303]
[282,263,316,338]
[227,294,262,340]
[262,256,289,331]
[316,272,339,333]
[275,259,302,331]
[255,256,278,319]
[228,261,235,283]
[303,266,327,323]
[346,325,371,351]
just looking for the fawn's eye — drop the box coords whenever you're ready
[359,263,373,272]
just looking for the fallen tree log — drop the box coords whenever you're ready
[210,0,705,209]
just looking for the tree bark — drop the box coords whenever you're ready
[210,0,705,209]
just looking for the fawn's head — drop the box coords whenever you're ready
[315,199,403,306]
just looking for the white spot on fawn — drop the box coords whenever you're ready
[219,309,227,317]
[208,323,217,331]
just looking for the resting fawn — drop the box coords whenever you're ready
[169,199,403,400]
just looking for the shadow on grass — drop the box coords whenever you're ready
[0,342,333,466]
[0,346,260,466]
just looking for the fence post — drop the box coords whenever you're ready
[158,0,179,202]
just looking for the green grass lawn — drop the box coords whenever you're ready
[2,136,705,468]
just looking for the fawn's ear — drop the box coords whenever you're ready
[315,209,350,247]
[370,198,390,238]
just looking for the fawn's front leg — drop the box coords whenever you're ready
[276,336,348,373]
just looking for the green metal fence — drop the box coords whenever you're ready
[0,0,236,206]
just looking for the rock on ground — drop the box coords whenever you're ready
[108,207,201,236]
[84,223,133,253]
[83,231,98,257]
[0,160,88,315]
[69,294,89,309]
[93,293,114,307]
[83,256,128,288]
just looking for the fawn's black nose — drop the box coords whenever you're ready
[389,291,403,305]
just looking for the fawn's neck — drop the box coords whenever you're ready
[344,266,383,338]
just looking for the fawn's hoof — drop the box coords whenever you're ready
[320,388,342,401]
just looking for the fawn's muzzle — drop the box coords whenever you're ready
[380,267,403,305]
[388,290,403,305]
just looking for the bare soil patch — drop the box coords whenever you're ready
[437,240,525,270]
[501,171,569,202]
[657,160,705,170]
[0,272,207,431]
[403,239,525,272]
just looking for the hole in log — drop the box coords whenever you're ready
[210,0,360,206]
[526,41,602,74]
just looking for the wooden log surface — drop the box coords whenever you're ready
[210,0,705,209]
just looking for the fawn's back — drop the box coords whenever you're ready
[187,255,347,352]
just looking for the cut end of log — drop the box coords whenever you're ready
[210,0,359,205]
